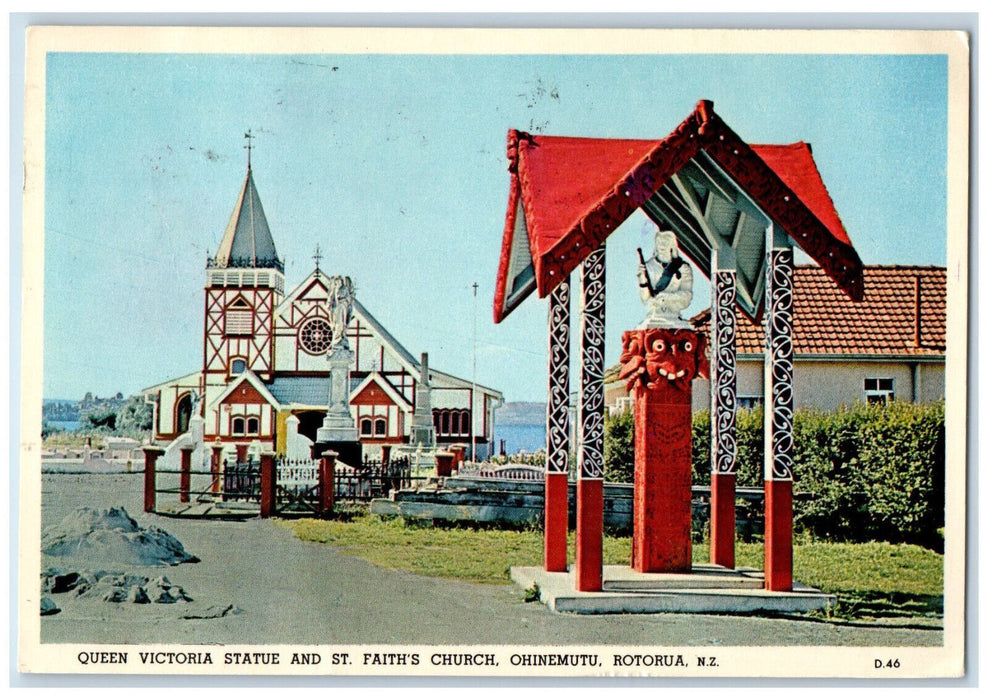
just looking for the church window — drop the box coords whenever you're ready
[459,410,471,436]
[359,418,374,437]
[299,317,333,355]
[374,418,387,436]
[231,358,247,374]
[247,417,260,435]
[232,416,246,435]
[225,298,253,336]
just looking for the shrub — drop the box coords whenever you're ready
[603,399,945,547]
[603,408,634,483]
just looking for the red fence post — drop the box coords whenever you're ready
[320,450,338,514]
[179,446,193,504]
[235,443,248,463]
[210,440,224,495]
[381,445,392,464]
[142,446,164,513]
[436,451,455,477]
[259,452,276,518]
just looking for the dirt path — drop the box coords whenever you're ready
[38,473,942,646]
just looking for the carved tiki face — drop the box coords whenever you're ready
[643,328,709,387]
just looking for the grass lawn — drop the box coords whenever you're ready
[286,514,943,620]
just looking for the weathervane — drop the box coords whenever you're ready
[313,244,323,272]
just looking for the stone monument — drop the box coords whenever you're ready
[620,228,708,572]
[313,276,362,467]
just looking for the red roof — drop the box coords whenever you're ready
[692,266,946,357]
[494,100,864,323]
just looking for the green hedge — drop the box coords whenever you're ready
[604,401,945,548]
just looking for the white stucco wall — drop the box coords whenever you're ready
[691,357,945,412]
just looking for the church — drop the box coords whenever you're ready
[142,158,502,461]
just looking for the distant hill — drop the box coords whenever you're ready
[496,401,546,426]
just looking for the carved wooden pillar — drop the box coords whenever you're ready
[764,236,794,592]
[545,278,571,573]
[620,328,709,573]
[576,246,605,592]
[710,250,738,569]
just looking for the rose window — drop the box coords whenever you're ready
[299,317,333,355]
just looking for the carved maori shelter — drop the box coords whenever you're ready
[493,100,864,592]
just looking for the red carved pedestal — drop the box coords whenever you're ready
[620,328,708,574]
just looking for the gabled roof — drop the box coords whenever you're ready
[211,166,283,271]
[210,370,282,409]
[350,372,413,411]
[352,299,422,378]
[494,99,864,323]
[691,265,945,357]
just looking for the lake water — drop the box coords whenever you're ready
[495,423,545,455]
[45,420,82,431]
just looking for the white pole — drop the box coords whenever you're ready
[472,281,478,463]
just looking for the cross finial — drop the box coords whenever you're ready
[313,244,323,271]
[244,129,253,167]
[472,282,478,296]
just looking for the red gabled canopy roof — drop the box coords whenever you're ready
[493,100,864,323]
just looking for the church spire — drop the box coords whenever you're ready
[209,134,282,272]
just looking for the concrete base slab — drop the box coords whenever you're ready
[511,565,835,615]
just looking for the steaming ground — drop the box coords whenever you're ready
[39,473,942,646]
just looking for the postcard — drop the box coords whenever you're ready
[17,24,969,678]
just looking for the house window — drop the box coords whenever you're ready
[231,358,247,374]
[247,417,260,435]
[232,416,246,435]
[865,378,895,404]
[458,410,471,436]
[225,298,253,336]
[374,418,387,436]
[360,418,374,437]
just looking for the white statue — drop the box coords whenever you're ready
[637,228,693,328]
[327,276,355,349]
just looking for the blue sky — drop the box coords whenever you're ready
[43,50,948,402]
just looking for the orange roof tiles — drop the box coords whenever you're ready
[692,265,946,357]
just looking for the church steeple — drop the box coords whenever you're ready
[211,166,282,271]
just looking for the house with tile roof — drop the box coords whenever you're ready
[142,160,502,460]
[604,264,946,413]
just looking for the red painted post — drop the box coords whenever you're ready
[142,446,164,513]
[544,471,569,572]
[436,451,455,477]
[320,450,338,514]
[710,472,736,569]
[619,328,709,574]
[235,443,248,463]
[179,446,193,504]
[765,479,793,591]
[210,441,224,495]
[381,445,392,464]
[575,478,603,591]
[259,452,276,518]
